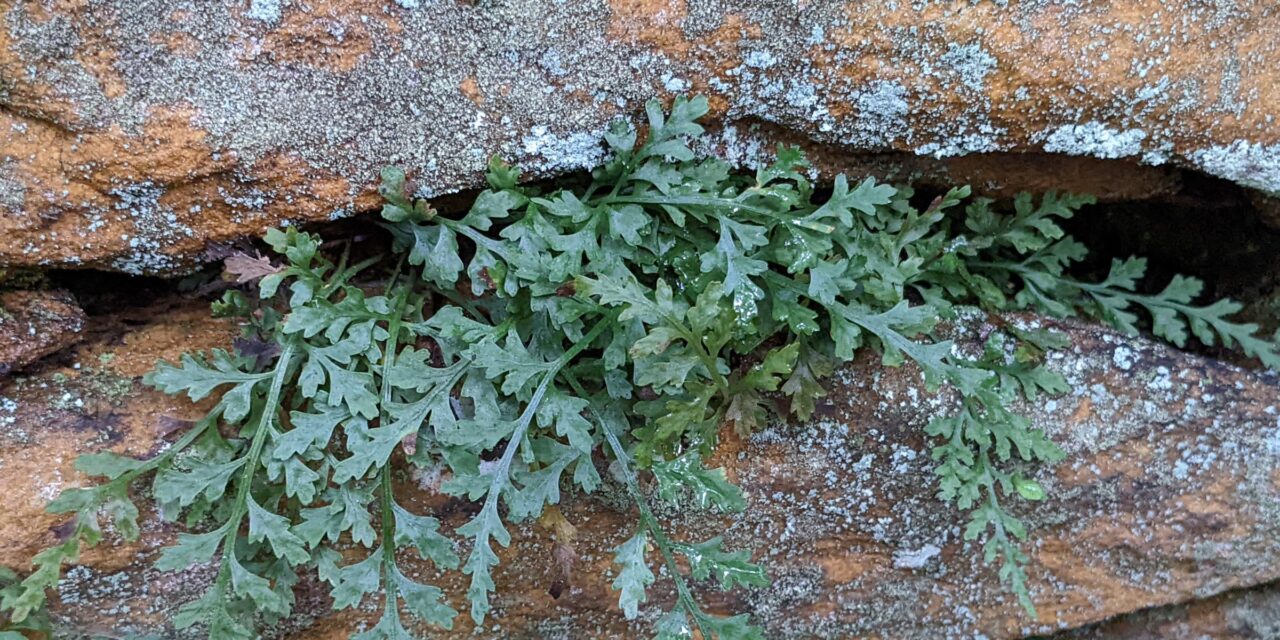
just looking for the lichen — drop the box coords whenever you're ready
[245,0,283,25]
[1188,141,1280,195]
[3,0,1278,272]
[1040,122,1148,160]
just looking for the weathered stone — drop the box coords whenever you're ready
[1059,582,1280,640]
[0,289,85,374]
[0,302,229,574]
[1,298,1277,639]
[699,125,1185,202]
[1,1,1276,272]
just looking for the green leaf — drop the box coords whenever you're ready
[0,540,76,624]
[741,343,799,392]
[174,586,255,639]
[805,175,895,227]
[675,537,768,590]
[456,506,505,624]
[229,554,290,616]
[654,610,694,640]
[394,565,457,628]
[145,351,267,423]
[651,453,746,513]
[246,496,310,565]
[154,458,246,509]
[577,272,686,327]
[780,346,833,420]
[393,503,459,569]
[402,224,465,287]
[630,326,683,358]
[1013,476,1047,501]
[378,167,412,220]
[535,389,595,453]
[465,333,554,396]
[273,405,349,460]
[330,551,383,610]
[264,226,320,267]
[611,531,654,619]
[155,526,228,571]
[45,487,98,515]
[101,491,141,542]
[508,438,582,519]
[485,155,522,191]
[639,96,707,161]
[698,612,766,640]
[74,452,145,480]
[634,349,703,391]
[609,203,650,244]
[464,189,525,230]
[807,259,852,306]
[299,341,379,419]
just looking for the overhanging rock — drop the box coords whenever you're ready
[1,1,1277,272]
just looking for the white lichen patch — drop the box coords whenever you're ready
[893,543,942,569]
[1188,140,1280,195]
[519,126,609,175]
[105,181,195,275]
[1112,345,1135,371]
[245,0,283,24]
[1040,122,1148,159]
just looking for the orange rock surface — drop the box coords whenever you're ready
[3,297,1278,638]
[1,1,1276,272]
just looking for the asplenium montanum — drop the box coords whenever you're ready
[4,96,1277,640]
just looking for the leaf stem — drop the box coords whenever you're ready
[600,194,820,231]
[377,468,401,626]
[463,315,614,622]
[478,316,612,505]
[215,341,296,585]
[977,260,1211,320]
[118,401,227,488]
[376,284,409,624]
[593,399,713,640]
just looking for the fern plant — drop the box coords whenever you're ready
[4,96,1277,639]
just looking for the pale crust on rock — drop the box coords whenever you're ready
[3,297,1278,639]
[0,0,1276,272]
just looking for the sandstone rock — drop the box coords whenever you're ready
[1061,582,1280,640]
[0,289,85,374]
[0,302,231,574]
[1,298,1277,639]
[1,1,1276,272]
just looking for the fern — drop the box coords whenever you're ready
[5,96,1277,639]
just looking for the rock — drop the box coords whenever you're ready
[0,289,86,374]
[1059,582,1280,640]
[2,298,1278,639]
[0,301,231,574]
[699,124,1184,202]
[1,1,1276,272]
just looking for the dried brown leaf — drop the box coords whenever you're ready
[223,252,282,283]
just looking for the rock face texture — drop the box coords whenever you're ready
[0,289,85,374]
[1065,582,1280,640]
[1,297,1278,639]
[1,0,1278,272]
